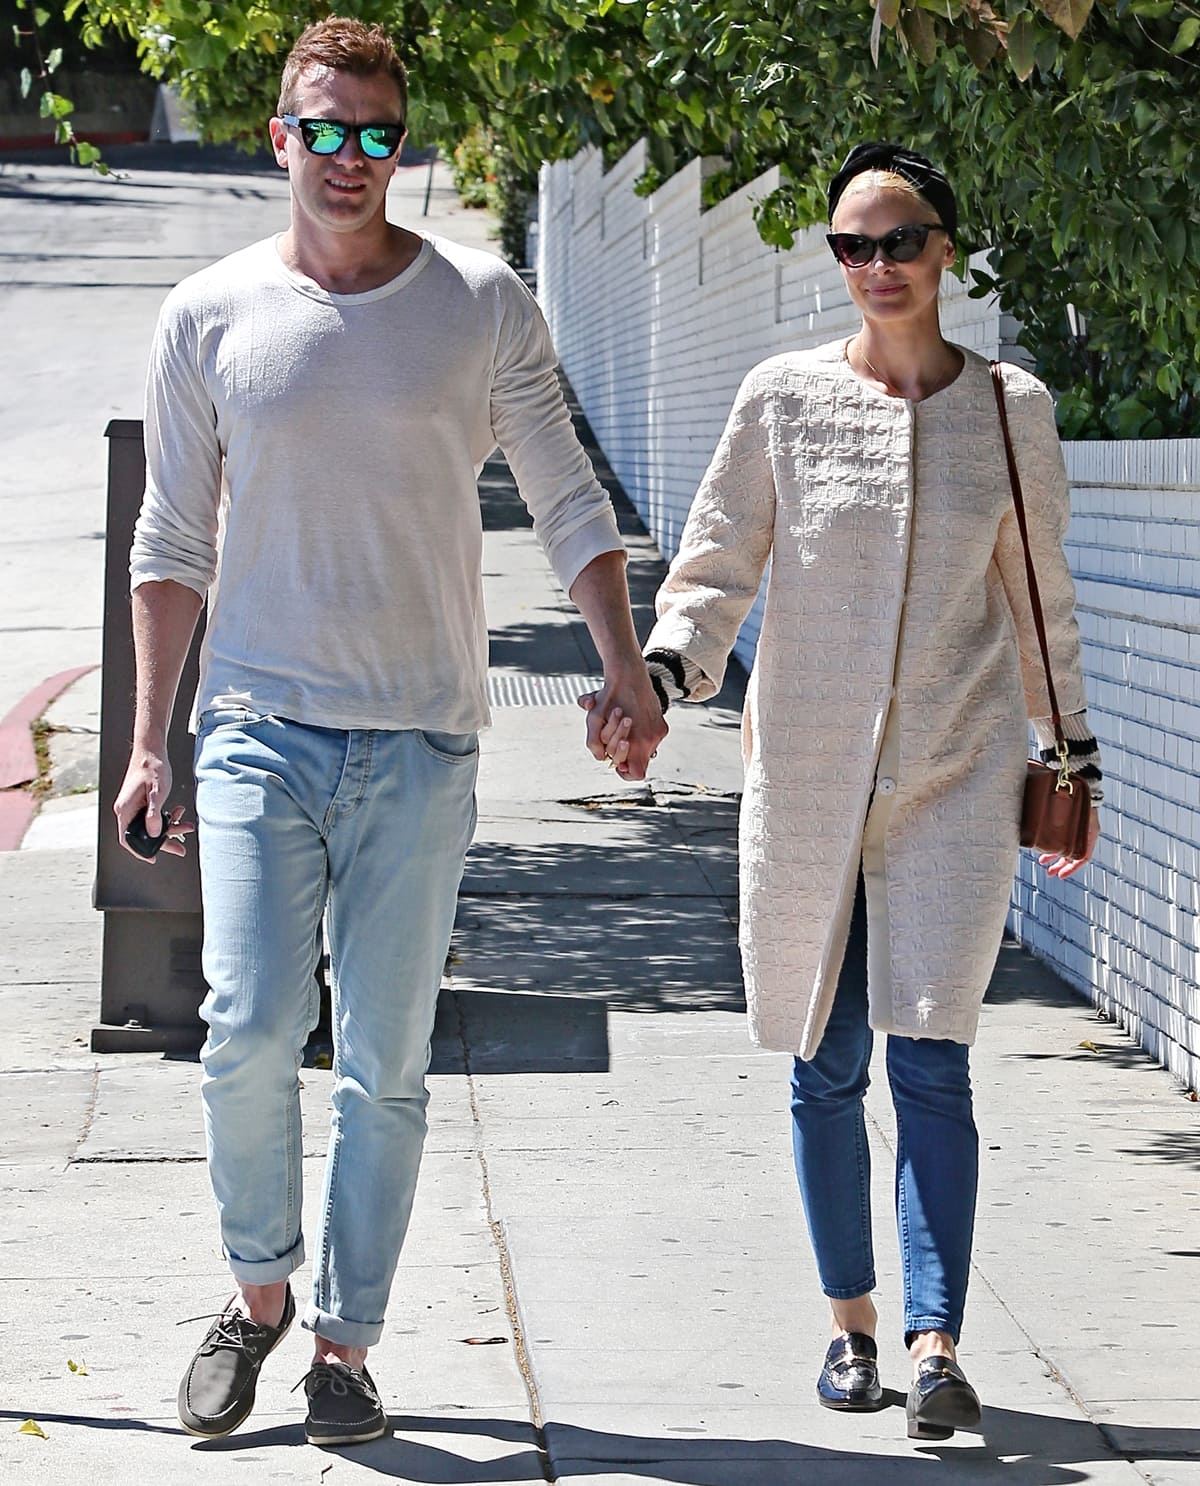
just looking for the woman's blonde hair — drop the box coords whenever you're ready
[834,170,936,219]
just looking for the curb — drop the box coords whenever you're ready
[0,665,98,851]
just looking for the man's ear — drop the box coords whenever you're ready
[392,130,408,173]
[268,116,289,168]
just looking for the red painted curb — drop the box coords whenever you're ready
[0,792,37,854]
[0,130,150,153]
[0,665,99,850]
[0,664,98,791]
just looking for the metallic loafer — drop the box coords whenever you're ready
[906,1354,982,1439]
[817,1331,884,1411]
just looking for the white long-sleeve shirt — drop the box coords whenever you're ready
[130,232,623,732]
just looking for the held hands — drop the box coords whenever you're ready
[1038,809,1101,880]
[114,749,194,862]
[577,664,668,781]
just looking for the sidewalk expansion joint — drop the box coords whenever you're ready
[452,986,556,1483]
[70,1154,207,1165]
[971,1257,1147,1469]
[458,889,712,901]
[74,1065,100,1155]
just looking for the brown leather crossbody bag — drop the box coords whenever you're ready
[990,362,1094,860]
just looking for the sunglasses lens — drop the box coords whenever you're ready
[885,227,928,262]
[302,120,346,155]
[361,125,402,158]
[830,235,873,268]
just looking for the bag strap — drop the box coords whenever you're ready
[989,361,1069,764]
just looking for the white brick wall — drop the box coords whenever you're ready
[1011,441,1200,1090]
[539,144,1200,1092]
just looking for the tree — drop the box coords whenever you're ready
[21,0,1200,435]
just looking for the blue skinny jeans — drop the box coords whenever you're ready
[790,875,979,1345]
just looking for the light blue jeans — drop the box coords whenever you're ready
[193,710,478,1348]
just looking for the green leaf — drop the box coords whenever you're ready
[1164,217,1187,267]
[1156,364,1181,397]
[46,45,62,73]
[34,6,50,25]
[1006,14,1037,79]
[40,91,74,120]
[20,66,32,99]
[1171,17,1200,53]
[1110,396,1154,437]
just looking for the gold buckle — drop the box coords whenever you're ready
[1055,739,1073,793]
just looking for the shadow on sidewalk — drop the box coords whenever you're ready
[480,379,716,661]
[157,1407,1200,1481]
[440,781,745,1078]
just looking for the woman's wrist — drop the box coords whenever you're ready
[645,648,703,712]
[1032,710,1103,803]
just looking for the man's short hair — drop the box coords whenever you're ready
[278,17,408,127]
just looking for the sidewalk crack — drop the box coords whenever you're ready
[453,987,555,1483]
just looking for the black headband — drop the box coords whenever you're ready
[827,141,957,243]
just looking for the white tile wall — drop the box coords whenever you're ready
[539,144,1200,1092]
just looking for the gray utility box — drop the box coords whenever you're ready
[92,420,207,1053]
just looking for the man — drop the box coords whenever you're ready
[116,16,665,1448]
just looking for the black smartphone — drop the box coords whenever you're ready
[124,805,170,860]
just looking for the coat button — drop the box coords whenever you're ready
[877,776,897,795]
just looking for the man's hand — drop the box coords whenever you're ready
[115,579,204,861]
[577,666,668,781]
[567,551,669,781]
[114,745,193,861]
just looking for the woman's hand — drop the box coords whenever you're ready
[578,687,662,778]
[1038,809,1100,880]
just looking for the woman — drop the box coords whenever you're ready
[600,142,1102,1438]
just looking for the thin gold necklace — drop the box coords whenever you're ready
[852,336,963,399]
[852,336,896,392]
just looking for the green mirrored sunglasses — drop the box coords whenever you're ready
[281,115,404,160]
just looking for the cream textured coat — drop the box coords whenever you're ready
[647,341,1089,1058]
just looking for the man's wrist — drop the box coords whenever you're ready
[131,729,169,761]
[599,653,656,692]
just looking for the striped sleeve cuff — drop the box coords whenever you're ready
[645,648,706,713]
[1031,710,1103,804]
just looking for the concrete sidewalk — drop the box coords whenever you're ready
[2,149,1199,1486]
[4,429,1200,1486]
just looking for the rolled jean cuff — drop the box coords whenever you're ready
[303,1302,384,1350]
[225,1235,305,1288]
[821,1275,876,1301]
[904,1316,960,1348]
